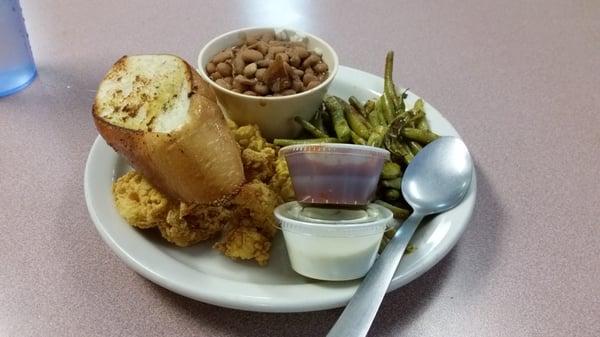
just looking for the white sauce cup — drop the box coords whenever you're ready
[275,202,393,281]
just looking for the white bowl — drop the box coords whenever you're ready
[197,27,339,139]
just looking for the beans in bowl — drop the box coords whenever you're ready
[205,32,329,97]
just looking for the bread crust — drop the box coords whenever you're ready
[93,55,244,204]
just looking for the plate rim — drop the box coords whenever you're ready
[84,65,477,312]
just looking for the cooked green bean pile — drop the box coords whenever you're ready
[274,51,440,250]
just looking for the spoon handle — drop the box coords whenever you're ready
[327,213,424,337]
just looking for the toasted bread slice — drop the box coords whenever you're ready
[93,54,244,205]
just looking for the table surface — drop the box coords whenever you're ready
[1,0,599,336]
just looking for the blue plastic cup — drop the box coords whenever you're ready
[0,0,36,97]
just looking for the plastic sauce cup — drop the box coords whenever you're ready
[274,202,393,281]
[279,143,390,207]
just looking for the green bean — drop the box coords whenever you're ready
[367,109,381,129]
[356,107,372,129]
[398,88,408,113]
[413,98,425,112]
[367,132,384,147]
[408,99,425,129]
[364,100,376,115]
[350,130,367,145]
[389,108,424,134]
[408,141,422,156]
[383,136,414,164]
[382,176,402,189]
[367,125,386,147]
[416,117,430,131]
[393,110,409,124]
[408,110,425,125]
[401,128,439,144]
[294,116,329,138]
[384,51,407,114]
[367,99,385,128]
[337,97,371,139]
[381,161,402,179]
[384,188,400,201]
[310,108,328,135]
[323,96,351,142]
[383,51,397,115]
[273,137,339,146]
[406,106,422,120]
[399,142,415,164]
[337,97,372,128]
[381,94,395,124]
[394,88,405,114]
[375,97,386,126]
[349,96,367,118]
[387,139,414,164]
[321,107,333,135]
[392,86,402,112]
[374,199,411,219]
[383,135,401,156]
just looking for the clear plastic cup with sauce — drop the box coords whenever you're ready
[279,143,390,207]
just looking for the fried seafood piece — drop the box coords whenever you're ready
[158,203,232,247]
[215,227,272,266]
[231,124,263,149]
[232,124,278,154]
[268,156,295,202]
[112,171,170,229]
[214,181,281,265]
[232,124,279,183]
[242,147,277,183]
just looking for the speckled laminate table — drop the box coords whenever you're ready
[1,1,599,336]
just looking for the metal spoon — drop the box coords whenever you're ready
[327,136,473,337]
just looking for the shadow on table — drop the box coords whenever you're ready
[147,163,502,337]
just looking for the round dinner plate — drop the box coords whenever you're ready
[84,65,476,313]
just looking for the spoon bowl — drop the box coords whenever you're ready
[402,137,473,213]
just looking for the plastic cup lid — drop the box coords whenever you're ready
[274,201,393,237]
[279,143,390,159]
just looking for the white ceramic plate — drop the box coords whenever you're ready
[84,65,476,313]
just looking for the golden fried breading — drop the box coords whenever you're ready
[233,125,276,152]
[268,156,295,202]
[214,181,281,264]
[112,171,170,228]
[232,125,261,149]
[242,147,277,183]
[214,227,272,266]
[231,181,281,238]
[233,124,279,183]
[159,204,232,247]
